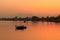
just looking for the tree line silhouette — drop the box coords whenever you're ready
[0,15,60,22]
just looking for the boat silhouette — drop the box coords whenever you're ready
[15,18,27,30]
[16,25,27,30]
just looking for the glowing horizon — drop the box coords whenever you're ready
[0,0,60,17]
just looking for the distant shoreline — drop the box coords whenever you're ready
[0,15,60,22]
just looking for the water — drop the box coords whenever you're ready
[0,21,60,40]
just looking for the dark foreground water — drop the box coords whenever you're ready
[0,21,60,40]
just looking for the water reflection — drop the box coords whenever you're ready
[0,21,60,40]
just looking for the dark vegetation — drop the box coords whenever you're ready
[0,15,60,22]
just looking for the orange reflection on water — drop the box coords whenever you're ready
[0,21,60,40]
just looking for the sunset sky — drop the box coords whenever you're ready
[0,0,60,17]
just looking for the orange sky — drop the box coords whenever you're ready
[0,0,60,17]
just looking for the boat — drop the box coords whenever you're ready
[16,25,27,30]
[15,19,27,30]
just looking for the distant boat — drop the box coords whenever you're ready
[24,20,26,23]
[16,25,27,30]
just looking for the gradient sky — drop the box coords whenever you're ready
[0,0,60,17]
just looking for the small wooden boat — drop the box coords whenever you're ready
[16,25,27,30]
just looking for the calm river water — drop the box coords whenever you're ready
[0,21,60,40]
